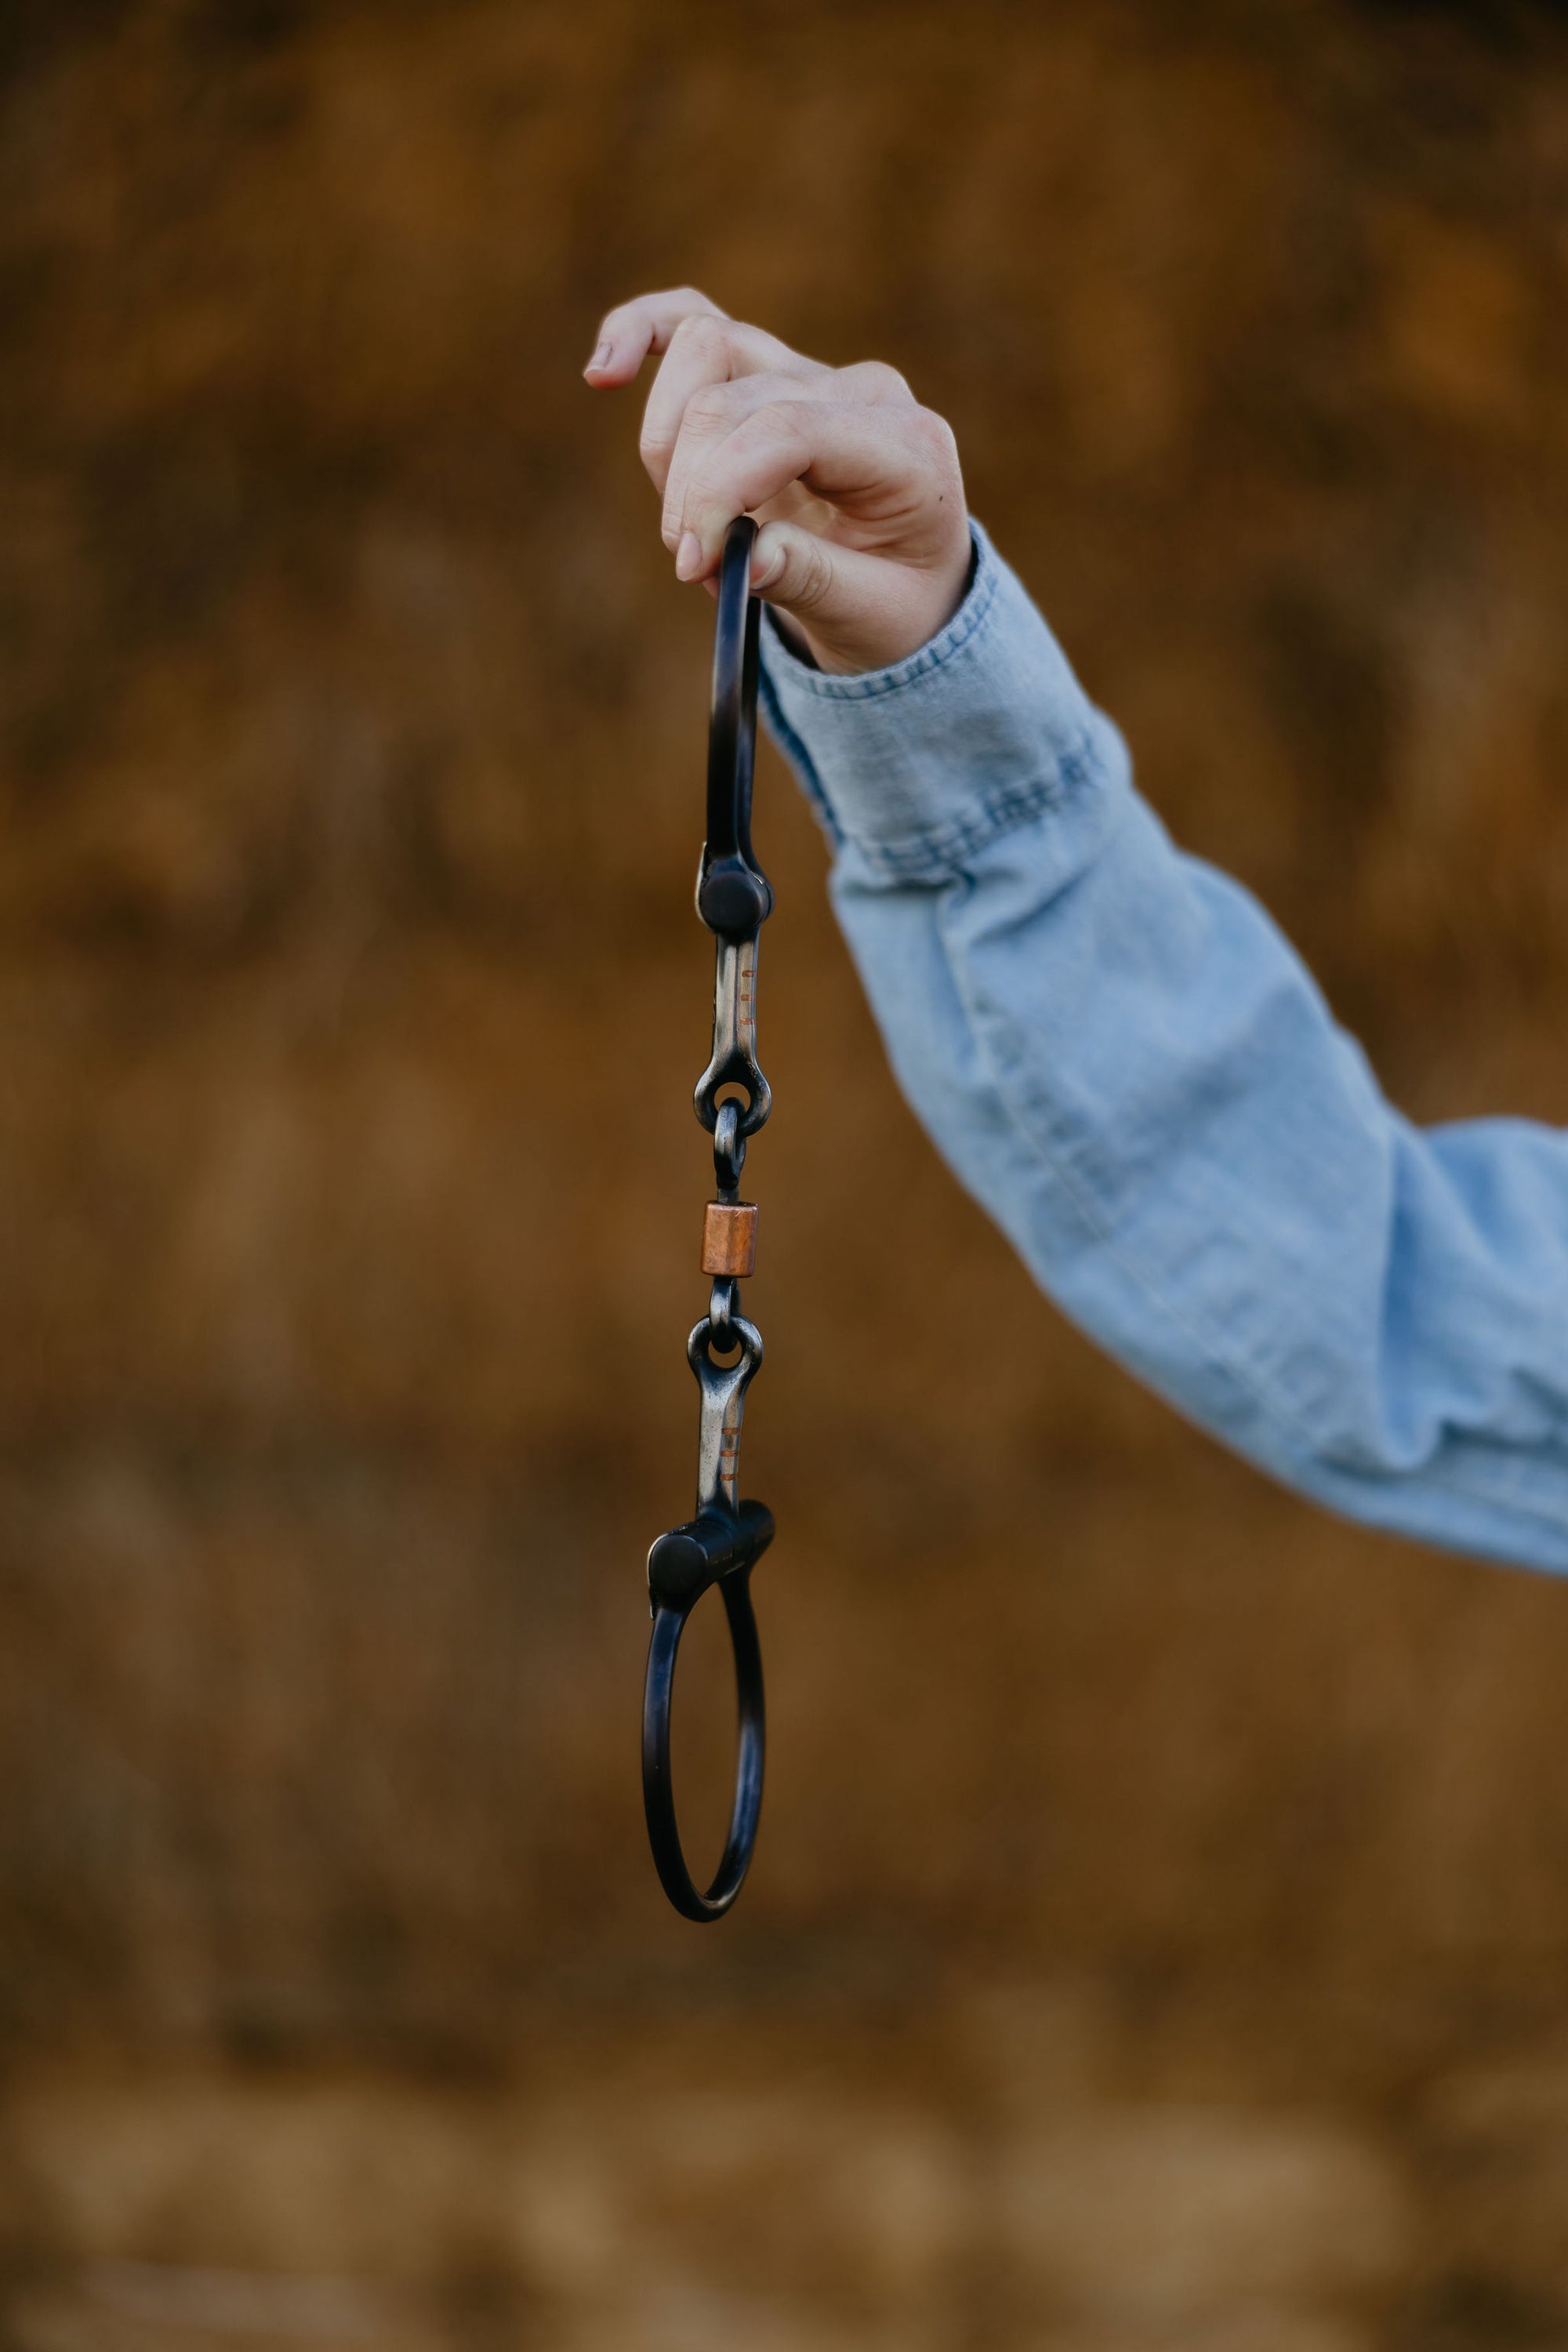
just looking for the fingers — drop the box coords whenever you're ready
[659,364,916,533]
[659,367,887,549]
[670,398,961,581]
[638,313,829,496]
[584,297,969,672]
[582,287,727,387]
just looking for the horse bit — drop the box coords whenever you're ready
[642,514,775,1922]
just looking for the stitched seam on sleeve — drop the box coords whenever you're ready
[843,735,1098,881]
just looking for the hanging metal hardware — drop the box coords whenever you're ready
[642,514,775,1923]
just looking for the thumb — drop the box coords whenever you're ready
[750,518,840,614]
[748,521,905,674]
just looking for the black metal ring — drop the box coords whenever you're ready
[642,1570,765,1923]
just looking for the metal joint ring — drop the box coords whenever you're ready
[694,1055,772,1142]
[713,1098,746,1193]
[706,1276,740,1348]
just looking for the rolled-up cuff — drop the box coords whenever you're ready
[756,521,1117,880]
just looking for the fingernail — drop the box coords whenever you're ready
[675,531,702,581]
[583,340,611,375]
[752,546,786,591]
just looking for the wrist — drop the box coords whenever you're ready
[757,521,1122,881]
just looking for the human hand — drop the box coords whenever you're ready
[584,288,971,676]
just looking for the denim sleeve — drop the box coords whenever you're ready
[758,524,1568,1576]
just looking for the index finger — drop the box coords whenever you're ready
[583,288,728,386]
[641,314,828,499]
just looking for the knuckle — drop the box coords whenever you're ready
[685,383,741,432]
[671,311,729,362]
[845,358,911,401]
[750,395,810,441]
[911,405,960,470]
[733,403,811,476]
[791,537,833,612]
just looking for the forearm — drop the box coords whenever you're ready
[760,528,1568,1575]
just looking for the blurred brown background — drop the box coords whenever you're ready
[2,0,1568,2345]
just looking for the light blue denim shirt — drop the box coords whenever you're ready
[758,524,1568,1577]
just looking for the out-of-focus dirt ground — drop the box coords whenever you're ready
[4,0,1568,2344]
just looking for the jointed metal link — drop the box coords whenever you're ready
[688,1303,764,1517]
[694,931,771,1142]
[691,938,768,1499]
